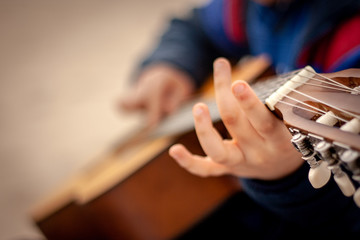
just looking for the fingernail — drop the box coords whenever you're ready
[232,82,245,97]
[193,105,204,116]
[169,149,179,160]
[214,59,225,71]
[169,145,181,161]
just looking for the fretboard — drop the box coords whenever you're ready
[149,70,298,138]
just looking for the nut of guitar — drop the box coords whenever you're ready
[265,66,360,207]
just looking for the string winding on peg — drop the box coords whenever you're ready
[291,133,331,188]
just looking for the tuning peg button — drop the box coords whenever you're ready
[308,161,331,188]
[333,173,356,197]
[340,150,360,177]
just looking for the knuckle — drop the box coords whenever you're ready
[241,95,257,110]
[212,155,227,164]
[258,119,277,135]
[221,111,238,126]
[214,78,227,89]
[179,159,193,170]
[211,151,228,164]
[188,167,209,177]
[195,127,208,138]
[254,155,265,165]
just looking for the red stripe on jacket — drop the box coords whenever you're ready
[298,13,360,72]
[223,0,246,44]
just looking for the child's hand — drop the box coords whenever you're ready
[120,64,195,127]
[169,58,303,180]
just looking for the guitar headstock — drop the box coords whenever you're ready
[265,66,360,207]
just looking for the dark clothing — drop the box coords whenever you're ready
[138,0,360,238]
[140,0,360,86]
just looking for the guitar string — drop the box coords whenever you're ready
[303,68,360,93]
[297,73,357,92]
[271,69,357,96]
[312,70,360,93]
[301,71,360,202]
[271,70,360,122]
[277,100,329,117]
[289,80,354,93]
[288,88,360,119]
[277,93,349,123]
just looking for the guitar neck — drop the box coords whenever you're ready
[263,66,360,207]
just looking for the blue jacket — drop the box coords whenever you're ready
[140,0,360,87]
[139,0,360,237]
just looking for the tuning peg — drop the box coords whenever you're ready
[291,133,312,156]
[308,160,331,188]
[333,172,356,197]
[340,149,360,179]
[290,133,332,188]
[315,141,356,197]
[340,150,360,206]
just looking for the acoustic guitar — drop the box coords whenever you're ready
[263,66,360,206]
[29,56,270,240]
[30,61,360,240]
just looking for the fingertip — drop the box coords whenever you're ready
[169,144,188,165]
[119,94,140,110]
[192,102,207,116]
[169,144,182,156]
[231,80,250,100]
[213,57,228,65]
[213,57,230,71]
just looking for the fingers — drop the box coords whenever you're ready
[169,144,228,177]
[169,57,303,180]
[231,80,285,140]
[192,102,245,166]
[119,81,165,127]
[192,103,229,163]
[213,58,258,141]
[162,87,183,114]
[120,66,195,127]
[119,88,144,110]
[146,84,164,126]
[213,58,238,127]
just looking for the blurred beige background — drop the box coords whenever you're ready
[0,0,206,239]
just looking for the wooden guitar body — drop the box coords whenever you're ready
[32,122,241,240]
[30,55,270,240]
[31,62,360,239]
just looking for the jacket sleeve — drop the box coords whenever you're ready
[240,163,360,233]
[137,0,249,88]
[137,9,222,89]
